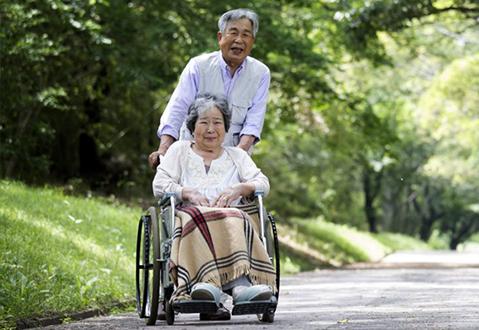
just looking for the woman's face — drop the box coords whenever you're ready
[194,106,226,151]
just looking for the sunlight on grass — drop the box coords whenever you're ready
[281,256,301,274]
[309,218,389,261]
[374,232,430,251]
[281,216,431,269]
[468,233,479,243]
[25,214,133,272]
[427,230,450,249]
[0,180,140,328]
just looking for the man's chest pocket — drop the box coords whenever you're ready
[230,103,249,126]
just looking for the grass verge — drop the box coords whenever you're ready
[374,232,431,251]
[278,217,432,273]
[0,180,142,329]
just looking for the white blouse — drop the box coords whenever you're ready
[152,141,269,205]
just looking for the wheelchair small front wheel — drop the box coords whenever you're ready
[165,300,175,325]
[259,308,275,323]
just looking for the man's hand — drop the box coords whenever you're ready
[237,135,256,152]
[148,135,176,170]
[148,151,162,169]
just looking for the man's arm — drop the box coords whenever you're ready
[148,134,176,169]
[237,135,256,152]
[149,59,199,169]
[157,59,199,140]
[239,69,270,149]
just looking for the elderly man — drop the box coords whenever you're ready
[148,8,270,169]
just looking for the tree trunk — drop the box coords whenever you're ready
[411,184,444,242]
[5,107,36,177]
[449,237,460,250]
[419,219,434,241]
[449,220,474,250]
[363,169,378,233]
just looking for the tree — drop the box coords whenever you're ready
[335,0,479,62]
[1,0,351,202]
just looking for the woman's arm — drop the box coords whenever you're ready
[152,143,184,199]
[212,148,270,207]
[152,141,210,206]
[235,149,270,196]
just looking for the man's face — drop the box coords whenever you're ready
[217,18,255,68]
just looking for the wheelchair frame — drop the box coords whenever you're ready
[135,193,280,325]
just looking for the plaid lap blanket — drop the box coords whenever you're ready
[169,205,276,300]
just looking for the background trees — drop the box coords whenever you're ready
[1,0,477,248]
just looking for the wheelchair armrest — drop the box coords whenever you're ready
[254,190,265,197]
[159,192,176,208]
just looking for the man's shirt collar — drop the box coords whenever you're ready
[217,51,246,77]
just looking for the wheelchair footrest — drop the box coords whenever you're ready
[172,300,219,314]
[232,300,277,315]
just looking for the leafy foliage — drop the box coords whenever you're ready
[334,0,479,62]
[1,0,478,248]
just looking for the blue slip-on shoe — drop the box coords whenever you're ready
[190,283,222,304]
[231,286,276,316]
[232,285,273,304]
[172,283,222,315]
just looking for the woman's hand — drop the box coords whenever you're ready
[213,183,255,208]
[182,188,210,206]
[212,186,242,208]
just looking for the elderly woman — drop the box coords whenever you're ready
[152,94,275,317]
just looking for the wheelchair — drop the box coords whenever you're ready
[135,192,280,325]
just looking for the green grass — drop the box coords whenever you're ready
[0,180,141,328]
[374,232,431,251]
[279,245,321,273]
[279,217,432,272]
[426,230,451,249]
[290,217,390,264]
[467,233,479,243]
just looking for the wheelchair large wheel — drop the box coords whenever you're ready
[135,214,153,319]
[260,213,280,323]
[268,213,280,295]
[135,208,162,325]
[146,207,162,325]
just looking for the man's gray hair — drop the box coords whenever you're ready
[218,8,259,37]
[186,94,231,134]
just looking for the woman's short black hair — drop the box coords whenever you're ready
[186,93,231,134]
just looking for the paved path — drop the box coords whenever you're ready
[39,249,479,329]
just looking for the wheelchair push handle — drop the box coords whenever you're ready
[254,191,267,251]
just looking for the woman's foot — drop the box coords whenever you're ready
[232,284,273,304]
[190,282,222,303]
